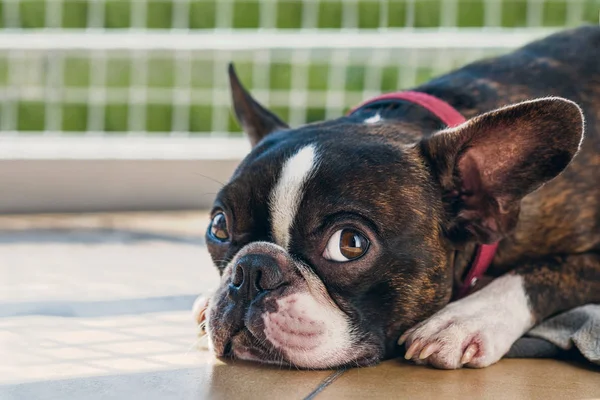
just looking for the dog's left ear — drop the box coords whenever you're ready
[420,97,584,244]
[228,63,289,147]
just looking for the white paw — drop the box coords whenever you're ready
[399,275,534,369]
[399,306,504,369]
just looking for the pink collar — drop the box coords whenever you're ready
[348,91,498,299]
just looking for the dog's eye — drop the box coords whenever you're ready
[323,229,370,262]
[209,212,229,242]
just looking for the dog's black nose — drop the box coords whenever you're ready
[231,253,285,299]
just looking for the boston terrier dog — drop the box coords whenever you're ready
[194,26,600,369]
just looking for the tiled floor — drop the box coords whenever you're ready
[1,212,598,400]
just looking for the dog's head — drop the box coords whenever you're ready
[204,65,584,368]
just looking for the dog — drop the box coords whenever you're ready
[193,26,600,369]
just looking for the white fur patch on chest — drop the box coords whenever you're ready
[269,145,319,250]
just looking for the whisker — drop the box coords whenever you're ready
[185,320,210,356]
[193,172,227,188]
[186,337,203,355]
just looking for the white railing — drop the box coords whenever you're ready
[0,29,558,50]
[0,0,595,141]
[0,0,595,212]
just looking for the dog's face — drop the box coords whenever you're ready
[204,66,584,369]
[205,126,451,368]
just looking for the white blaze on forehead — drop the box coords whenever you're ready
[269,144,319,250]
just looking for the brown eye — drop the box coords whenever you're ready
[323,229,370,262]
[209,213,229,242]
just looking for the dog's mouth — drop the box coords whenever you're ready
[207,288,385,369]
[219,327,383,369]
[218,327,292,366]
[222,339,233,358]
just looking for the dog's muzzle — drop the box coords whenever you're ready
[205,242,376,369]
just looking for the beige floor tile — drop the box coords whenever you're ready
[118,323,195,339]
[2,362,111,384]
[145,350,215,367]
[0,211,210,236]
[42,329,134,345]
[87,357,170,373]
[2,213,598,399]
[4,352,56,366]
[31,347,110,362]
[79,315,164,328]
[1,358,336,400]
[319,359,600,400]
[151,312,196,324]
[196,359,334,400]
[88,339,187,355]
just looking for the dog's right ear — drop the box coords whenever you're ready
[229,63,289,147]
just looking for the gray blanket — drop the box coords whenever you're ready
[506,304,600,365]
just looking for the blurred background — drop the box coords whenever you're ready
[0,0,598,212]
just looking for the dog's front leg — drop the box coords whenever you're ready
[400,253,600,369]
[399,273,534,369]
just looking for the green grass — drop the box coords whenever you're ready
[0,0,598,133]
[2,0,598,30]
[1,55,446,132]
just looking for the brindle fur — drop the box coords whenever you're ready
[207,26,600,364]
[352,26,600,325]
[416,26,600,322]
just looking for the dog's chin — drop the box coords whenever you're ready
[208,291,384,369]
[221,330,383,369]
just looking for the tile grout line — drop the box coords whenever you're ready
[302,368,347,400]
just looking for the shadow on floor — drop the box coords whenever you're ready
[0,228,205,246]
[0,360,338,400]
[0,367,211,400]
[0,295,200,318]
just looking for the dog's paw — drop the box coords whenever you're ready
[398,275,534,369]
[399,309,500,369]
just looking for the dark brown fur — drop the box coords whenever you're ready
[413,26,600,322]
[206,26,600,366]
[344,26,600,349]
